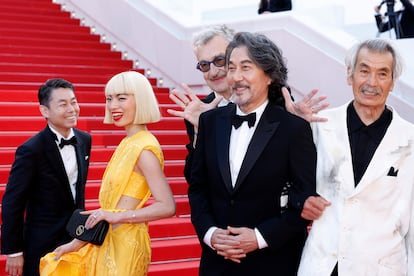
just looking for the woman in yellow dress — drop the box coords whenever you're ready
[39,71,176,275]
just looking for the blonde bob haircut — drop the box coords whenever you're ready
[104,71,161,124]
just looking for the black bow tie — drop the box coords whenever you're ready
[232,113,256,129]
[59,136,77,149]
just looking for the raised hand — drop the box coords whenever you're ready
[167,83,222,128]
[282,87,329,123]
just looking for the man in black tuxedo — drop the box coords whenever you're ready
[181,25,235,182]
[1,78,91,276]
[188,32,317,275]
[168,25,327,183]
[374,0,414,38]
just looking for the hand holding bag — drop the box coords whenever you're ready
[66,209,109,245]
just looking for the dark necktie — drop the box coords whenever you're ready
[232,113,256,129]
[59,136,77,149]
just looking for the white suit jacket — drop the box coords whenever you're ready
[298,103,414,276]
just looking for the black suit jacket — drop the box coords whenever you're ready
[375,0,414,38]
[1,126,91,276]
[183,92,216,182]
[188,102,316,276]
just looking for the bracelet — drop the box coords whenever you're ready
[129,210,136,223]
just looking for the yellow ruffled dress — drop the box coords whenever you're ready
[40,131,164,276]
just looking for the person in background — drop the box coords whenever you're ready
[167,24,328,183]
[258,0,292,14]
[39,71,176,275]
[169,25,234,182]
[298,38,414,275]
[188,31,317,275]
[374,0,414,38]
[1,78,92,276]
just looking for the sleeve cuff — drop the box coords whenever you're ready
[8,252,23,257]
[255,228,269,249]
[203,226,218,250]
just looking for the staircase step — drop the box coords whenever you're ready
[0,25,96,41]
[149,216,195,239]
[148,259,199,276]
[0,44,122,59]
[0,54,133,67]
[0,72,138,85]
[0,63,132,75]
[151,237,201,263]
[0,2,62,15]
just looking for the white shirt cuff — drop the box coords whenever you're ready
[8,252,23,257]
[255,228,268,249]
[203,226,218,250]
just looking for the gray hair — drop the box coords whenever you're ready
[345,38,403,79]
[225,32,288,105]
[192,24,235,51]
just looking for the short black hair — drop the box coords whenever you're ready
[38,78,75,106]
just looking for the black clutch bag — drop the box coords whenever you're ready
[66,209,109,245]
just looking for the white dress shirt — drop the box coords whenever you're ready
[50,126,78,202]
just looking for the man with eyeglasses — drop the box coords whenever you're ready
[168,25,235,182]
[188,31,317,276]
[167,24,328,183]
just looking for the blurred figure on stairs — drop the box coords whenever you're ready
[258,0,292,14]
[1,78,92,276]
[40,71,176,276]
[374,0,414,39]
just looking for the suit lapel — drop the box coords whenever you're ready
[73,133,85,206]
[216,104,235,193]
[234,104,280,191]
[318,105,356,197]
[355,110,413,193]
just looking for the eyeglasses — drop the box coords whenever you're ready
[196,56,226,72]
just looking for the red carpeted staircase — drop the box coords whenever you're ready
[0,0,200,275]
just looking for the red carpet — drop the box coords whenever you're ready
[0,0,200,274]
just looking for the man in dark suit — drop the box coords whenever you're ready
[1,78,91,276]
[188,32,317,275]
[374,0,414,38]
[181,25,235,182]
[168,25,327,183]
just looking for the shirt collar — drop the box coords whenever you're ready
[236,99,269,128]
[347,102,392,134]
[48,125,75,142]
[213,91,232,107]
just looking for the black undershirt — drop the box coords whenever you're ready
[347,102,392,186]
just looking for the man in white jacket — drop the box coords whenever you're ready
[298,38,414,276]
